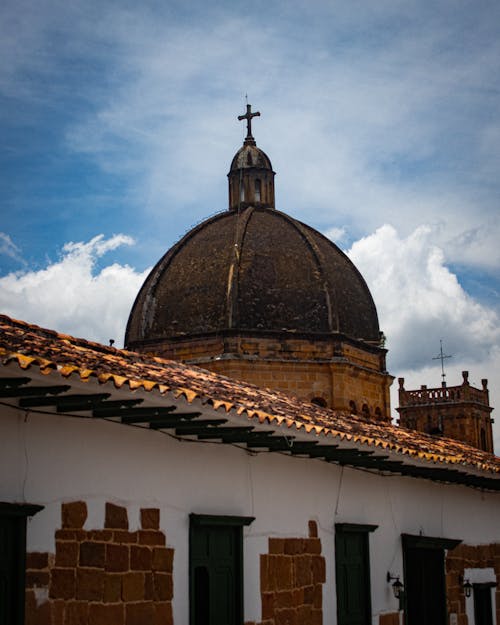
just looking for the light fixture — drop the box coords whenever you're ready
[459,575,473,598]
[387,572,404,599]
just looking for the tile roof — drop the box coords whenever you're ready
[0,314,499,479]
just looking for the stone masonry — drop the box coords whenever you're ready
[446,542,500,625]
[25,501,174,625]
[245,520,326,625]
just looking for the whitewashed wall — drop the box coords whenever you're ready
[1,398,499,624]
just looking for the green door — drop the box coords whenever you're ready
[335,525,376,625]
[0,515,20,625]
[473,585,494,625]
[0,503,43,625]
[189,514,253,625]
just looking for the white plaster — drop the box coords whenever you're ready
[1,401,499,624]
[464,567,497,625]
[33,587,49,607]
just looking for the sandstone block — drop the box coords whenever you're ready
[105,502,129,529]
[62,501,87,529]
[141,508,160,530]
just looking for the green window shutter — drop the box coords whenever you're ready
[0,503,43,625]
[335,524,376,625]
[189,514,254,625]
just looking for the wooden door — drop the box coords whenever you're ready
[335,528,373,625]
[404,546,446,625]
[190,521,243,625]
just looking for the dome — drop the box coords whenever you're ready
[125,206,380,346]
[230,144,273,171]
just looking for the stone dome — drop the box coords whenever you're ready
[230,144,273,171]
[125,206,381,347]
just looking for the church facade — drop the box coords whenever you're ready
[1,108,499,625]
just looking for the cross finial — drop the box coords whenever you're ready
[238,103,260,145]
[432,339,452,386]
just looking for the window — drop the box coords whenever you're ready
[311,397,327,408]
[335,523,377,625]
[254,179,261,202]
[190,514,254,625]
[480,428,487,451]
[0,503,43,625]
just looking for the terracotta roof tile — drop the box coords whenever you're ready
[0,314,499,476]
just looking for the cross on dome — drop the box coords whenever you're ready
[238,103,260,145]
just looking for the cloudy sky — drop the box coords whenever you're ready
[1,0,499,447]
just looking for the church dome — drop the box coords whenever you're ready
[230,144,273,171]
[125,206,380,346]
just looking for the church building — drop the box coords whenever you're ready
[1,106,499,625]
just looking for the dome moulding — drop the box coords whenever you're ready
[125,105,393,421]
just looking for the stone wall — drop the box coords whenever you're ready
[246,520,326,625]
[446,543,500,625]
[25,501,174,625]
[136,331,392,421]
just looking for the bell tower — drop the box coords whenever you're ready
[397,371,494,453]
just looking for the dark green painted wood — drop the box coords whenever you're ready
[335,523,378,534]
[0,377,31,390]
[335,526,374,625]
[0,384,70,398]
[94,405,177,419]
[190,515,253,625]
[473,584,495,625]
[403,543,447,625]
[196,426,255,439]
[20,392,110,409]
[0,503,43,625]
[89,398,143,411]
[402,534,461,551]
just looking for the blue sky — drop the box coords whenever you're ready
[1,0,499,444]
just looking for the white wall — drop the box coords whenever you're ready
[1,404,499,624]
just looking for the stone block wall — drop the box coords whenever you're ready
[245,520,326,625]
[446,542,500,625]
[141,332,392,420]
[25,501,174,625]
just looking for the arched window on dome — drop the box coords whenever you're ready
[240,184,245,202]
[255,179,261,202]
[374,407,382,419]
[311,397,327,408]
[361,404,370,418]
[349,401,357,415]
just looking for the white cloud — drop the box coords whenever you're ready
[0,234,149,347]
[347,224,499,370]
[0,232,25,265]
[345,224,500,450]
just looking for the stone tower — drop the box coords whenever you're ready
[125,106,394,421]
[397,371,494,452]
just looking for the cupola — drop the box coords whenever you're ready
[228,104,275,210]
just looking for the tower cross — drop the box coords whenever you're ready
[238,103,260,144]
[432,339,452,385]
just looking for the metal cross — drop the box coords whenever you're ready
[238,103,260,143]
[432,339,452,384]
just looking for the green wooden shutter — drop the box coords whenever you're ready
[0,503,43,625]
[189,514,253,625]
[335,524,377,625]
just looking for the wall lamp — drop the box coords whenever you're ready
[459,575,473,598]
[387,572,404,599]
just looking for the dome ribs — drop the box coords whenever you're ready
[278,212,338,334]
[226,207,255,329]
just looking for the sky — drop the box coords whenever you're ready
[1,0,499,448]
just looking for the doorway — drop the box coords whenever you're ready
[189,514,254,625]
[402,534,461,625]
